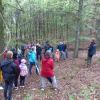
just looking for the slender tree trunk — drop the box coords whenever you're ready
[0,0,4,60]
[16,17,18,50]
[96,19,100,47]
[95,1,100,47]
[74,0,83,58]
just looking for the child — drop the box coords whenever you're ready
[19,59,28,87]
[55,49,60,62]
[40,51,58,91]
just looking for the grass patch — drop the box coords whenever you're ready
[24,93,32,100]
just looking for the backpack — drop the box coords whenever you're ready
[2,62,15,82]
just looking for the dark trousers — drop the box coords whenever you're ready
[22,50,25,57]
[4,80,13,100]
[29,62,35,75]
[65,49,68,58]
[87,55,93,66]
[20,76,25,86]
[47,77,52,84]
[14,75,19,87]
[37,54,42,61]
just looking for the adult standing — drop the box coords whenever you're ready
[36,43,42,61]
[0,51,17,100]
[28,48,39,75]
[57,42,65,60]
[87,38,96,67]
[44,41,53,53]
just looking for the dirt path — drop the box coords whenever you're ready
[0,51,100,100]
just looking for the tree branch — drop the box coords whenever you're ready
[15,0,24,12]
[3,3,24,12]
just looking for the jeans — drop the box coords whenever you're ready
[87,55,93,66]
[29,62,35,75]
[60,51,66,60]
[4,80,13,100]
[41,76,57,88]
[20,76,25,86]
[29,61,39,75]
[37,54,42,61]
[14,75,19,87]
[65,49,68,58]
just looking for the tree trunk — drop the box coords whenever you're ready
[96,19,100,47]
[74,0,83,58]
[95,1,100,48]
[0,0,4,60]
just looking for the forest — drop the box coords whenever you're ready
[0,0,100,100]
[0,0,100,53]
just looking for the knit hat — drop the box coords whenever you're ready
[44,51,51,58]
[60,42,63,44]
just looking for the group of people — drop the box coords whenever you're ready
[0,38,96,100]
[0,41,68,100]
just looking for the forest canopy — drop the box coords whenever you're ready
[0,0,100,52]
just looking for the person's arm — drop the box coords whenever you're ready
[0,63,1,70]
[88,44,92,51]
[50,59,54,70]
[92,44,96,55]
[0,61,4,70]
[12,63,18,75]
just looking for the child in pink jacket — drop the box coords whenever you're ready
[19,59,28,87]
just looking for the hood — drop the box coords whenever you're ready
[29,49,33,53]
[91,41,96,44]
[20,63,26,67]
[1,59,13,67]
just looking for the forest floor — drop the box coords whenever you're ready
[0,50,100,100]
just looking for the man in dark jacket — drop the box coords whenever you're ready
[87,38,96,67]
[44,41,52,53]
[62,42,68,59]
[57,42,66,60]
[36,43,42,61]
[0,51,17,100]
[21,45,25,57]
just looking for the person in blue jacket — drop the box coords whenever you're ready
[0,51,17,100]
[28,47,39,75]
[87,38,96,67]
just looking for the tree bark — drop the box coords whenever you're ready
[96,19,100,47]
[74,0,83,58]
[0,0,4,60]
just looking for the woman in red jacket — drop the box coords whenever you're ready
[40,51,57,91]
